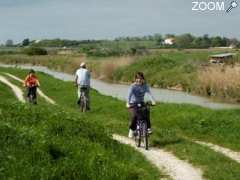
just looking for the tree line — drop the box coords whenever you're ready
[4,34,240,48]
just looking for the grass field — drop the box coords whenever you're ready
[0,81,16,101]
[0,70,164,179]
[1,67,240,179]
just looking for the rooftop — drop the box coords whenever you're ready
[210,53,236,58]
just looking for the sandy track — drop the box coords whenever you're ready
[0,75,25,102]
[113,134,203,180]
[4,73,56,105]
[195,141,240,163]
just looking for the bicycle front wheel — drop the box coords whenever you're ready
[80,94,87,112]
[134,129,141,147]
[142,123,148,150]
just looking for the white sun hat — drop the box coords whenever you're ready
[80,62,86,67]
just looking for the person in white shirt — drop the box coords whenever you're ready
[75,62,91,110]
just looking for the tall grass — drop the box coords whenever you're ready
[0,54,135,79]
[197,65,240,102]
[98,56,135,81]
[113,52,201,90]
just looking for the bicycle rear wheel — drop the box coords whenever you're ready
[28,87,37,105]
[80,94,87,112]
[29,94,33,103]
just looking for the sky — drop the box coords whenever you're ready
[0,0,239,44]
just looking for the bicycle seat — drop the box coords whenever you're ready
[80,86,88,90]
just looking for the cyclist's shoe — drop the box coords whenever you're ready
[147,128,153,134]
[128,129,134,138]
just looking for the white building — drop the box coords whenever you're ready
[164,38,175,45]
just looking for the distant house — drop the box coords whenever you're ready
[229,43,237,49]
[209,53,236,64]
[163,38,175,45]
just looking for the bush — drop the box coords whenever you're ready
[23,47,48,56]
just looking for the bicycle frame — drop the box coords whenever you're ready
[27,86,38,104]
[133,103,150,150]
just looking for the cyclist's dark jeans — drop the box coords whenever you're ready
[129,106,151,131]
[27,86,37,99]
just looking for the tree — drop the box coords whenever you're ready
[22,38,30,46]
[211,36,223,47]
[228,38,238,47]
[153,34,163,44]
[201,34,211,48]
[5,39,13,47]
[165,34,175,38]
[175,34,194,48]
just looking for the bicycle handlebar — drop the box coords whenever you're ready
[129,102,156,108]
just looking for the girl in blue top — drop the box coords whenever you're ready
[126,72,156,138]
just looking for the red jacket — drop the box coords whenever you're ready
[24,74,40,87]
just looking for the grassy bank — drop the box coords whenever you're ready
[2,67,240,150]
[0,81,16,101]
[2,67,240,179]
[0,82,163,178]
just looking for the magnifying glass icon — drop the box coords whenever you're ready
[226,1,238,13]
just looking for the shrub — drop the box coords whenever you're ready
[23,47,48,56]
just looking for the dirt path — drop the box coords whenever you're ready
[4,73,56,105]
[0,75,25,103]
[113,134,203,180]
[195,141,240,163]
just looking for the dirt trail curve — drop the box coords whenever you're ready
[0,75,25,103]
[113,134,203,180]
[4,73,56,105]
[195,141,240,163]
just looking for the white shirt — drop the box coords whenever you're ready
[75,68,91,87]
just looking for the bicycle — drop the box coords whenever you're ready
[78,86,88,112]
[27,85,38,105]
[133,102,152,150]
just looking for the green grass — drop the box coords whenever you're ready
[115,55,194,90]
[0,102,163,179]
[0,68,164,179]
[165,140,240,180]
[2,67,240,179]
[0,81,16,102]
[112,51,212,89]
[2,66,240,149]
